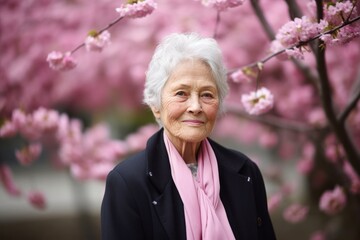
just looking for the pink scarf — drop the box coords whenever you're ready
[164,132,235,240]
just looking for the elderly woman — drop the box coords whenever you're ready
[101,33,276,240]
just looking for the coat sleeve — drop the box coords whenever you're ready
[101,169,145,240]
[251,161,277,240]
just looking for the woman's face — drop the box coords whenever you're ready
[151,59,219,146]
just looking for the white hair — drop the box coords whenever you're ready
[143,32,228,115]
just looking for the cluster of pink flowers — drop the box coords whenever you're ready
[319,185,347,215]
[324,1,355,26]
[46,51,77,71]
[200,0,245,12]
[0,164,21,197]
[241,87,274,115]
[0,107,159,208]
[116,0,157,18]
[320,1,360,45]
[271,0,359,59]
[267,192,283,213]
[0,164,46,209]
[270,15,318,60]
[15,143,42,166]
[343,161,360,194]
[283,203,309,223]
[277,16,319,47]
[85,30,111,52]
[27,191,47,209]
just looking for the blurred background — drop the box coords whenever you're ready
[1,0,360,239]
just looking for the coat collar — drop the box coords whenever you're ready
[145,128,247,193]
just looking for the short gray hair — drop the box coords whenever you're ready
[143,32,229,114]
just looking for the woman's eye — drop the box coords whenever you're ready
[175,91,186,96]
[202,93,214,98]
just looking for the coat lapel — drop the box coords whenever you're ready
[146,129,186,240]
[210,139,259,239]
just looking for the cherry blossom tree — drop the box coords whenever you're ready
[1,0,360,239]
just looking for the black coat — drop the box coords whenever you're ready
[101,129,276,240]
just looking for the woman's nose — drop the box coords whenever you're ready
[188,95,202,114]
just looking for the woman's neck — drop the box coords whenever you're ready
[178,141,200,164]
[164,132,201,164]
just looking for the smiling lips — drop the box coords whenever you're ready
[182,119,205,125]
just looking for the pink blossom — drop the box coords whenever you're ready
[328,25,360,45]
[46,51,63,70]
[319,185,346,215]
[70,162,115,180]
[32,107,60,132]
[0,121,17,137]
[324,135,345,163]
[324,1,355,26]
[269,40,288,60]
[59,118,83,143]
[125,124,158,152]
[82,123,110,148]
[200,0,245,12]
[46,51,77,71]
[61,52,77,70]
[285,47,304,60]
[319,1,360,45]
[11,110,41,140]
[241,87,274,115]
[296,157,314,175]
[319,33,336,45]
[56,114,70,141]
[343,161,360,194]
[59,142,84,164]
[320,25,360,46]
[267,192,282,213]
[308,108,327,127]
[15,143,42,166]
[296,142,315,174]
[85,30,111,52]
[303,142,315,159]
[115,0,157,18]
[27,191,46,209]
[93,140,129,162]
[0,164,21,196]
[258,131,278,148]
[60,123,132,179]
[283,203,309,223]
[276,16,319,48]
[230,68,255,83]
[11,109,28,130]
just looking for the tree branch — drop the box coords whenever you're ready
[213,11,221,39]
[249,0,275,40]
[315,0,360,175]
[338,77,360,124]
[226,103,315,132]
[71,16,124,54]
[284,0,303,19]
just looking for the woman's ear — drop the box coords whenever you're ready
[150,106,161,119]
